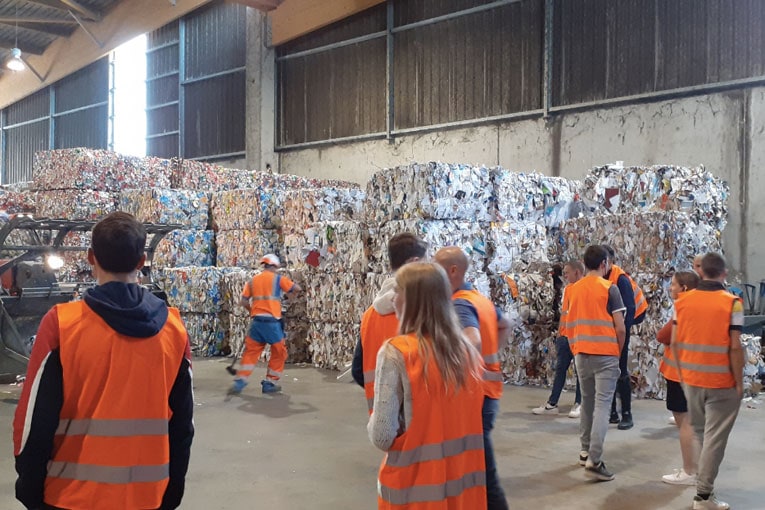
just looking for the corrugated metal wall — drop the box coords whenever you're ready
[146,1,247,160]
[552,0,765,106]
[277,0,765,147]
[1,59,108,184]
[393,0,542,129]
[146,21,181,158]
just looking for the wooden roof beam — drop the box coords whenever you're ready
[0,16,77,24]
[269,0,385,46]
[229,0,281,11]
[0,38,47,55]
[0,21,74,37]
[24,0,102,21]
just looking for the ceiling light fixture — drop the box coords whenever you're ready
[7,2,26,71]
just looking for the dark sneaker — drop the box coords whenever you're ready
[609,411,620,424]
[261,380,282,394]
[578,451,589,466]
[585,461,615,481]
[618,412,634,430]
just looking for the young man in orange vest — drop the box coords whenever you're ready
[533,259,584,417]
[230,254,301,394]
[564,244,626,481]
[435,246,511,510]
[602,244,647,430]
[13,212,194,510]
[352,233,427,413]
[672,253,744,510]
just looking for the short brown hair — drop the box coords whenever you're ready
[388,232,427,271]
[701,253,726,279]
[91,212,146,273]
[674,270,700,291]
[584,245,608,271]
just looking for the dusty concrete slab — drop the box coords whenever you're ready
[1,358,763,509]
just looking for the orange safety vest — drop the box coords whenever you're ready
[559,287,571,338]
[452,288,503,399]
[607,265,648,318]
[674,289,738,389]
[360,306,400,414]
[378,334,486,510]
[245,271,289,319]
[47,301,189,510]
[564,275,620,357]
[659,293,688,383]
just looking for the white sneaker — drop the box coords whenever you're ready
[568,404,581,418]
[532,403,559,415]
[692,494,729,510]
[668,414,676,425]
[662,468,696,485]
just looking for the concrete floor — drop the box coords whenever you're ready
[2,358,764,509]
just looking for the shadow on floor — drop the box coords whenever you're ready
[640,426,678,440]
[599,480,686,509]
[224,392,318,419]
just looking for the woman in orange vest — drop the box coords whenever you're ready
[657,270,700,485]
[368,262,487,509]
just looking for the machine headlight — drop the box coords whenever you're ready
[46,255,64,270]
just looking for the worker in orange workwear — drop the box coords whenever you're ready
[230,254,301,395]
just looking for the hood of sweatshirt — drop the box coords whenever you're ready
[83,282,169,338]
[372,276,397,316]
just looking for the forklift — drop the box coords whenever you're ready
[0,214,180,383]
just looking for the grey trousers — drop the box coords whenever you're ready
[575,354,620,465]
[683,385,741,495]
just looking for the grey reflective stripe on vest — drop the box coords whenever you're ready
[385,434,484,468]
[367,398,374,412]
[566,319,615,328]
[250,296,280,301]
[379,470,486,505]
[677,361,731,374]
[635,293,646,309]
[48,461,169,484]
[56,418,168,437]
[570,334,617,344]
[483,370,504,382]
[363,370,375,384]
[676,342,729,354]
[483,353,499,365]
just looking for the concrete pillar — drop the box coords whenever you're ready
[246,8,277,172]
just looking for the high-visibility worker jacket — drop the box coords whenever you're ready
[658,292,688,383]
[243,271,293,319]
[607,265,648,318]
[378,334,486,510]
[360,306,399,414]
[46,301,189,509]
[452,288,503,399]
[559,287,571,338]
[674,289,738,389]
[563,275,620,357]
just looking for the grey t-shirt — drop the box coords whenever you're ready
[607,285,626,316]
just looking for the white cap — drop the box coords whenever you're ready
[260,254,281,267]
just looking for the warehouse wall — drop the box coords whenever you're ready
[277,88,764,282]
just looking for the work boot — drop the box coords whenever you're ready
[261,380,282,394]
[618,411,634,430]
[228,379,248,395]
[609,410,620,424]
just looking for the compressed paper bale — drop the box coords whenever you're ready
[58,231,92,282]
[219,268,258,315]
[285,318,311,363]
[215,229,282,269]
[500,324,556,386]
[283,269,307,318]
[153,230,215,269]
[171,159,273,191]
[367,220,489,274]
[161,266,225,314]
[307,321,360,370]
[281,187,366,233]
[492,170,585,227]
[119,189,210,229]
[0,188,36,214]
[582,164,729,231]
[33,149,173,191]
[487,221,550,274]
[365,162,495,223]
[211,188,283,230]
[284,221,367,273]
[558,211,721,274]
[180,312,225,355]
[219,312,251,356]
[304,272,368,323]
[36,190,118,220]
[741,334,764,394]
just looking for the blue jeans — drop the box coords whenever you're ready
[483,397,509,510]
[548,336,581,406]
